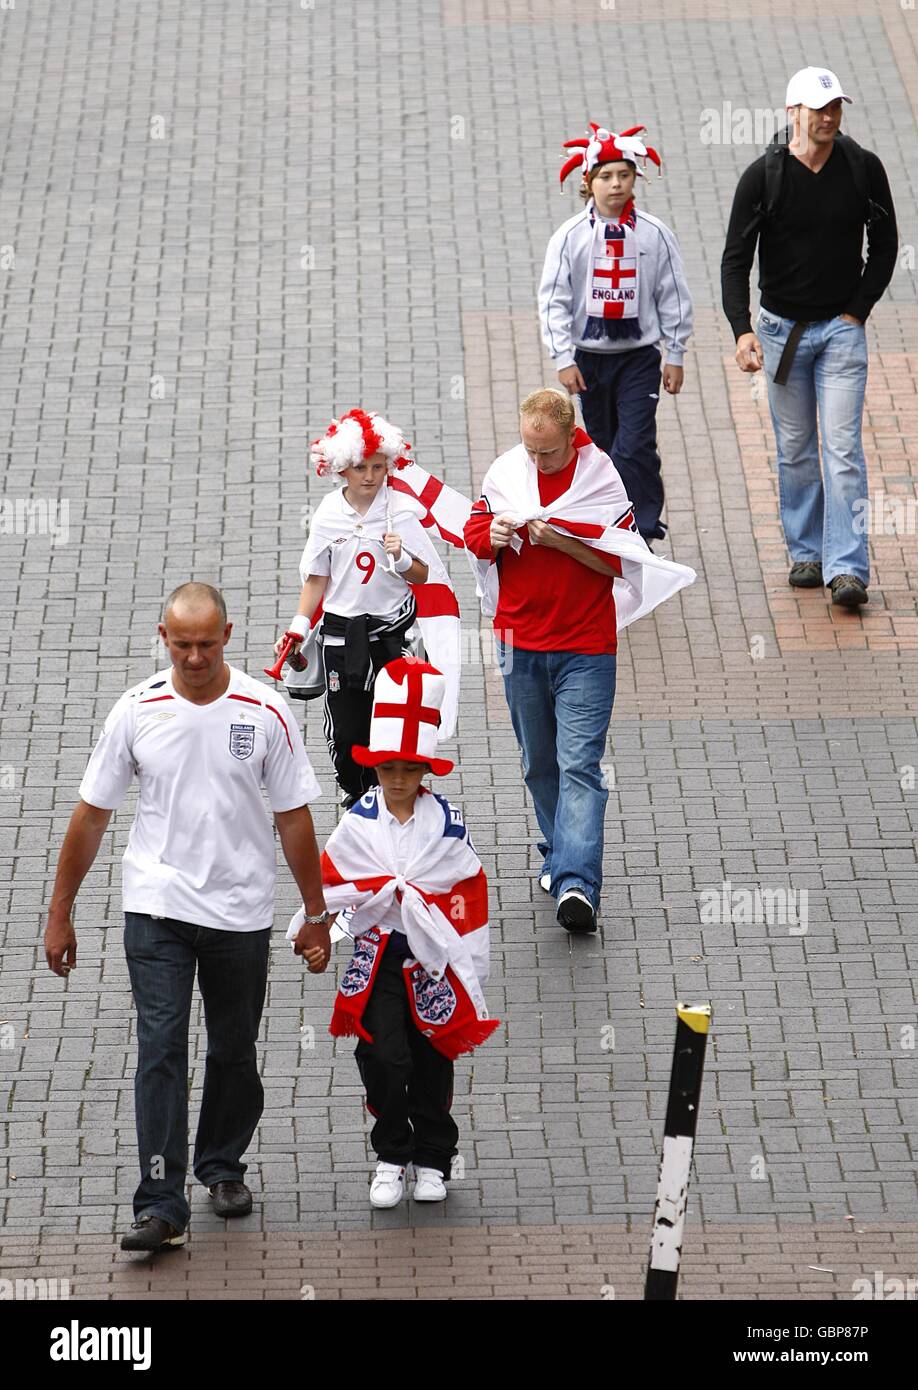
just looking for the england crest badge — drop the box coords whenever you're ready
[229,723,256,760]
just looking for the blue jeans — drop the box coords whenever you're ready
[758,309,869,584]
[123,913,270,1230]
[498,644,616,909]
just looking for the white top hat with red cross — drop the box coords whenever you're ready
[352,657,453,776]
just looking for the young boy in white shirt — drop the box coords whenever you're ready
[290,658,499,1208]
[539,123,694,544]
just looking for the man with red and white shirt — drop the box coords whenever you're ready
[44,583,330,1251]
[464,389,634,935]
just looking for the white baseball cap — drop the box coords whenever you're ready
[785,67,852,109]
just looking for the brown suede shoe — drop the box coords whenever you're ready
[829,574,869,609]
[788,560,823,588]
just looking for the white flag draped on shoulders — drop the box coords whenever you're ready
[389,462,472,550]
[382,463,478,739]
[469,428,696,627]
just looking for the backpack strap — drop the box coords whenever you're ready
[741,141,787,239]
[743,133,888,236]
[835,132,887,229]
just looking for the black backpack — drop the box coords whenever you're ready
[742,129,889,239]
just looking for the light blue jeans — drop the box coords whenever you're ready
[758,309,869,584]
[498,643,616,910]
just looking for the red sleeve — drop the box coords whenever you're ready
[595,550,622,576]
[463,499,495,560]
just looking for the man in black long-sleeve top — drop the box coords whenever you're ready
[721,66,897,609]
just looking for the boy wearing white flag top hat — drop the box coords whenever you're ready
[288,658,499,1208]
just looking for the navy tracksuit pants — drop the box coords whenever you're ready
[574,343,666,541]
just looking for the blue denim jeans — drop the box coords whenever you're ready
[758,309,869,584]
[123,913,270,1230]
[498,644,616,909]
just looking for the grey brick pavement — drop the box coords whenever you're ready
[1,0,917,1294]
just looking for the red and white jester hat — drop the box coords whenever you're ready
[559,124,662,186]
[352,657,454,776]
[310,408,412,478]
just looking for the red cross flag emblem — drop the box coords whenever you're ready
[592,239,637,320]
[374,660,441,750]
[352,658,454,775]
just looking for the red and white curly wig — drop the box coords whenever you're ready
[310,409,412,478]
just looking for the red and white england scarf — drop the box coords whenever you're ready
[469,429,696,627]
[586,200,639,324]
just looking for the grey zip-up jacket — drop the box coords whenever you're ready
[538,203,694,368]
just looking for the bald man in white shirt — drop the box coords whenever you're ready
[44,583,330,1251]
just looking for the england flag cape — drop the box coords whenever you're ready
[389,461,472,551]
[300,785,500,1060]
[470,428,696,626]
[300,483,464,737]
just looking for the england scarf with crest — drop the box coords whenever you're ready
[317,785,500,1060]
[469,428,695,627]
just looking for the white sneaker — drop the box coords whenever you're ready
[413,1167,448,1202]
[369,1161,406,1208]
[539,871,552,893]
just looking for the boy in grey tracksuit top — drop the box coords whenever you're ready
[539,123,693,543]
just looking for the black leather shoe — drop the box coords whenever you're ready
[209,1181,253,1217]
[829,574,868,608]
[788,560,823,588]
[120,1216,185,1252]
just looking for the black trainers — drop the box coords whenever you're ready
[829,574,869,608]
[788,561,823,588]
[120,1216,186,1252]
[557,889,597,934]
[209,1181,253,1217]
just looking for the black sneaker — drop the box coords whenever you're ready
[829,574,868,608]
[208,1181,253,1217]
[120,1216,185,1252]
[788,561,823,588]
[557,889,597,934]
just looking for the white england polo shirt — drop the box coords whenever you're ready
[79,665,321,931]
[299,487,417,643]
